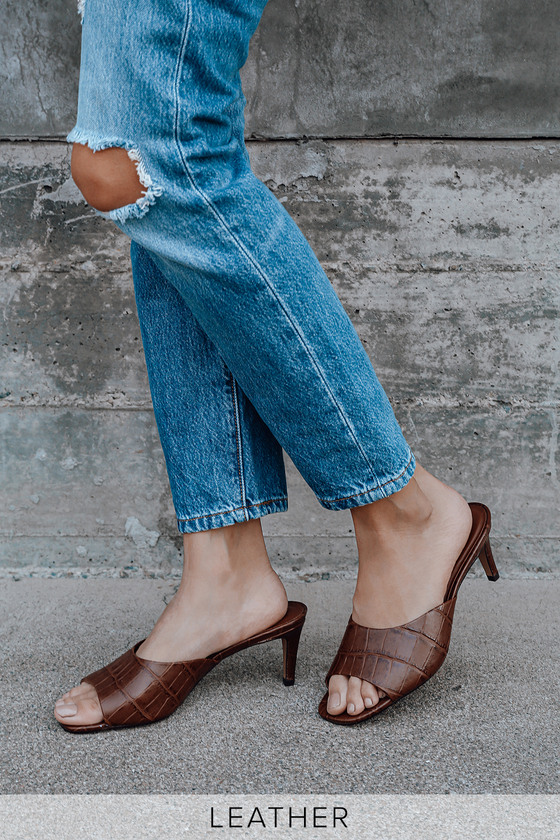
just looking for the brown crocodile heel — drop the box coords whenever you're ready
[57,600,307,733]
[318,502,498,725]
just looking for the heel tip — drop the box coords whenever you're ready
[488,572,500,581]
[283,677,295,687]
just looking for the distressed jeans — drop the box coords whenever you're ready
[67,0,416,533]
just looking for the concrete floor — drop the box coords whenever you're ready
[1,578,558,794]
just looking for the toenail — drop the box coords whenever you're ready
[56,703,78,717]
[348,703,355,713]
[364,697,374,708]
[329,692,341,708]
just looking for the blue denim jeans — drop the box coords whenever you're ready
[67,0,416,533]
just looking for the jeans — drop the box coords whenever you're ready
[67,0,416,533]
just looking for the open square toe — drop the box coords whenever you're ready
[318,690,394,724]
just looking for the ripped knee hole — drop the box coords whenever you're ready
[70,142,163,220]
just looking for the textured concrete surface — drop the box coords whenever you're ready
[3,0,560,139]
[2,5,559,577]
[1,139,559,575]
[1,579,558,794]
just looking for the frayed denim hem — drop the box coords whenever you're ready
[76,0,86,24]
[317,449,416,511]
[176,497,288,534]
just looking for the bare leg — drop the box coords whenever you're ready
[53,519,288,726]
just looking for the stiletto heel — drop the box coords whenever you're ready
[281,622,305,686]
[478,536,499,581]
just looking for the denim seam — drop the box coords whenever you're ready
[172,3,193,156]
[177,497,287,523]
[229,371,249,520]
[172,0,378,486]
[317,448,414,504]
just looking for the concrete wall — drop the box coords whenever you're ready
[1,0,559,578]
[3,0,560,139]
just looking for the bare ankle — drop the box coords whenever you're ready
[390,478,434,528]
[182,519,271,575]
[352,476,434,538]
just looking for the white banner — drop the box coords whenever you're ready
[0,795,558,840]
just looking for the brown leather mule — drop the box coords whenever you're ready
[57,600,307,733]
[318,502,498,725]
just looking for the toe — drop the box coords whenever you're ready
[68,685,89,700]
[54,701,78,718]
[327,675,348,715]
[361,679,381,709]
[53,681,103,726]
[346,677,366,715]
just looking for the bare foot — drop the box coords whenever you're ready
[326,462,473,716]
[54,520,288,727]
